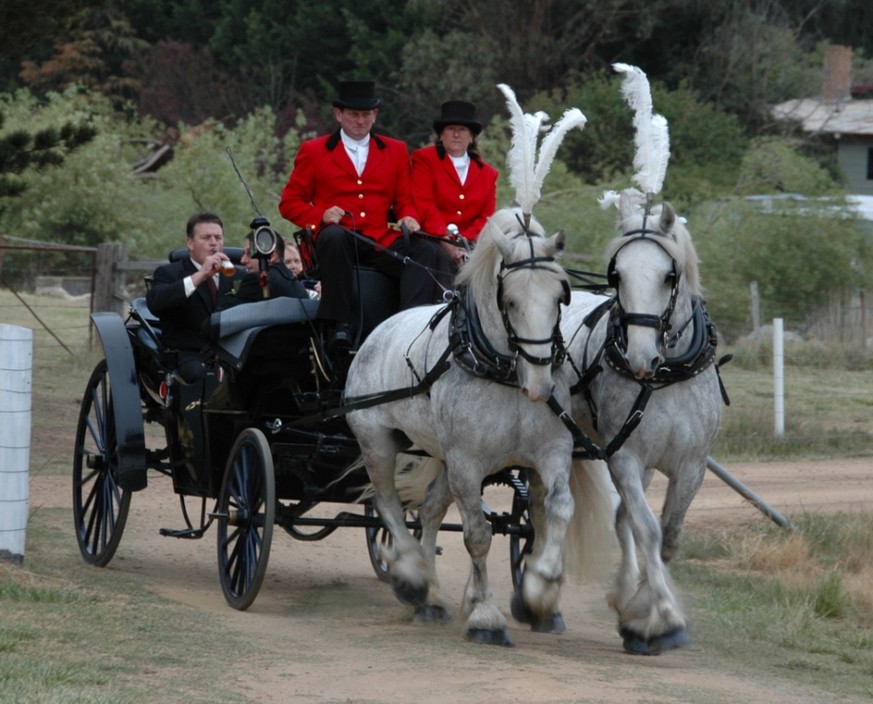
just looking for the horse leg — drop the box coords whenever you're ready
[414,467,453,622]
[362,437,431,607]
[510,452,574,634]
[607,498,640,615]
[609,453,690,655]
[660,460,706,563]
[447,464,513,647]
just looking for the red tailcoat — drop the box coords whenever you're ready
[279,131,417,248]
[410,145,498,241]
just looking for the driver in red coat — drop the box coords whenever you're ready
[278,80,453,353]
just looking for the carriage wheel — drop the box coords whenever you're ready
[72,359,132,567]
[364,503,421,582]
[508,483,533,592]
[216,428,276,610]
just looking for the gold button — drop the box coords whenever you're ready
[456,210,462,216]
[459,194,465,200]
[358,193,364,199]
[357,179,363,185]
[360,212,366,217]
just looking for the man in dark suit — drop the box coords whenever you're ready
[146,212,239,382]
[224,232,309,305]
[278,80,453,352]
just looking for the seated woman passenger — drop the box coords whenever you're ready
[222,232,308,306]
[410,100,499,268]
[284,242,321,299]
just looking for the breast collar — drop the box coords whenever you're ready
[601,295,719,385]
[449,286,519,386]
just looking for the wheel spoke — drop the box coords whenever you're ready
[73,360,130,567]
[217,429,274,610]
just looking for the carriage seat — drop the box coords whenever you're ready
[129,297,163,356]
[203,297,321,370]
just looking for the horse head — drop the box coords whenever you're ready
[456,207,570,402]
[606,190,701,380]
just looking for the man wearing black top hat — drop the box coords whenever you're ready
[278,80,453,353]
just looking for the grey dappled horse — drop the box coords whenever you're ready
[563,190,724,654]
[345,208,578,646]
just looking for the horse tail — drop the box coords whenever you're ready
[393,456,444,508]
[563,459,617,582]
[349,454,444,509]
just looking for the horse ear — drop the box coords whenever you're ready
[491,226,514,259]
[659,202,676,234]
[551,228,567,253]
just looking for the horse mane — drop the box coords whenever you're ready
[455,207,545,294]
[607,198,701,297]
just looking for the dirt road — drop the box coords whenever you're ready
[29,457,872,703]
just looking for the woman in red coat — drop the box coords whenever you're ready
[411,101,499,267]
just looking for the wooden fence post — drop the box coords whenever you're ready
[750,281,760,339]
[93,242,128,316]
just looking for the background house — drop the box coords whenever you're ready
[773,45,873,197]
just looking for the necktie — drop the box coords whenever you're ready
[206,276,218,305]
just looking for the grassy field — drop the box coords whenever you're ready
[2,289,873,702]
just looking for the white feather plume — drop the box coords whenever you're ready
[497,83,538,215]
[534,107,587,195]
[498,83,587,217]
[612,62,670,196]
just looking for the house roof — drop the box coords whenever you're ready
[772,98,873,137]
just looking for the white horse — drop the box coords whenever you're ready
[562,190,725,654]
[346,208,579,646]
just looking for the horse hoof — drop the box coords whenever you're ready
[620,626,691,655]
[413,604,451,623]
[510,591,565,633]
[391,580,428,607]
[465,628,515,647]
[534,612,565,634]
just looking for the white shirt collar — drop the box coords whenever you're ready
[341,130,370,150]
[450,153,470,184]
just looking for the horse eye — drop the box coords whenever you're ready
[664,272,676,284]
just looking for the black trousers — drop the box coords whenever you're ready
[314,226,454,324]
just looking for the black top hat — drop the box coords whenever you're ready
[433,100,482,135]
[332,81,381,110]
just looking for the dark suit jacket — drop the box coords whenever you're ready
[222,263,308,306]
[146,257,238,351]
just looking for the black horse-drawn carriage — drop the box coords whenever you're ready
[72,235,533,610]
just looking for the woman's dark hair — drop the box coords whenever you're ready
[434,138,482,164]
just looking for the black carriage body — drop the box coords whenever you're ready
[78,253,532,609]
[121,296,371,502]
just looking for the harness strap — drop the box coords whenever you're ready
[546,395,605,460]
[546,382,655,460]
[603,383,653,457]
[286,337,455,427]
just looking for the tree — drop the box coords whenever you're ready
[0,98,96,208]
[125,40,249,126]
[531,71,748,204]
[19,6,146,107]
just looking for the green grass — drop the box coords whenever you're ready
[0,520,256,704]
[677,513,873,700]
